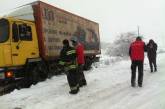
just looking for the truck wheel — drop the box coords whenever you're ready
[32,61,48,84]
[24,65,39,87]
[31,66,40,85]
[24,61,48,87]
[48,63,61,77]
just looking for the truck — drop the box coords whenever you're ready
[0,1,100,88]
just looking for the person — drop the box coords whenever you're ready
[71,37,87,87]
[129,36,146,87]
[59,39,79,94]
[146,39,157,72]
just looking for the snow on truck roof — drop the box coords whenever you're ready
[4,1,98,25]
[5,4,34,21]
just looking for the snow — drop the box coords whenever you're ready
[0,53,165,109]
[5,4,34,21]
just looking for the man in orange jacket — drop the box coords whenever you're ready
[129,36,146,87]
[71,37,87,87]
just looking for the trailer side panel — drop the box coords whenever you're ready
[33,1,100,60]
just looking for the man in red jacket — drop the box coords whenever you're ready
[129,36,146,87]
[71,37,87,87]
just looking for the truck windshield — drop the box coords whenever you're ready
[0,19,9,43]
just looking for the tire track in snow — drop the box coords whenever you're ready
[56,81,141,109]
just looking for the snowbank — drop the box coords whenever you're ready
[0,53,165,109]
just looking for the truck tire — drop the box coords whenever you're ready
[24,61,48,87]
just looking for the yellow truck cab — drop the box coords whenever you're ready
[0,17,39,84]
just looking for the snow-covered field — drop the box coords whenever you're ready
[0,53,165,109]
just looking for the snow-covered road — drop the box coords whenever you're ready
[0,53,165,109]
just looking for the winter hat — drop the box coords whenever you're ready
[149,39,154,43]
[70,37,78,42]
[63,39,69,46]
[136,36,142,41]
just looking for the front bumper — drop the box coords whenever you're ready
[0,70,14,86]
[0,68,5,80]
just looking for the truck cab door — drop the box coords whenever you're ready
[0,19,12,67]
[0,38,12,67]
[11,22,39,66]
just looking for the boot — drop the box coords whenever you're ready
[154,68,157,72]
[69,88,79,94]
[138,84,142,87]
[79,79,87,87]
[82,79,87,86]
[131,83,136,87]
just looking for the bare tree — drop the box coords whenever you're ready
[106,32,136,57]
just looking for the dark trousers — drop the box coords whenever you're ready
[148,57,157,72]
[78,64,87,86]
[67,69,79,91]
[131,61,144,86]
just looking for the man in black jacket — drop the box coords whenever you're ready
[59,39,79,94]
[147,39,157,72]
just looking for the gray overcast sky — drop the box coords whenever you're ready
[0,0,164,46]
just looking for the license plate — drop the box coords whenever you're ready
[0,72,5,79]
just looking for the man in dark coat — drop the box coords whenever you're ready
[59,39,79,94]
[147,39,157,72]
[129,36,146,87]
